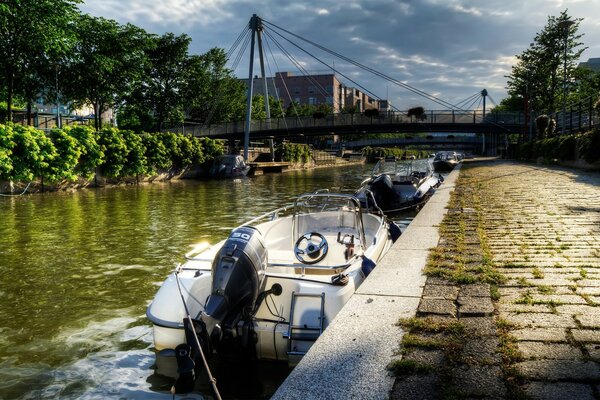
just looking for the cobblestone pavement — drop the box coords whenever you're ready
[390,160,600,400]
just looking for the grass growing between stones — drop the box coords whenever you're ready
[423,168,506,286]
[495,318,529,399]
[387,359,436,375]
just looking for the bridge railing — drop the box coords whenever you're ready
[172,110,526,137]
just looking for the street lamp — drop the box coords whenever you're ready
[559,19,575,134]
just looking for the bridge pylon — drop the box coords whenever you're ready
[243,14,272,161]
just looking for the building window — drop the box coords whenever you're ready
[308,85,315,94]
[293,87,301,95]
[308,97,317,105]
[326,97,333,105]
[325,85,333,94]
[294,97,301,104]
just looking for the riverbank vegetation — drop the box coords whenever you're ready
[0,123,223,186]
[517,128,600,165]
[361,146,430,162]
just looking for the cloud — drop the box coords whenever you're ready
[79,0,600,109]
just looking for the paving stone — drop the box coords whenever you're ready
[511,328,568,342]
[554,304,599,316]
[572,329,600,343]
[498,303,553,314]
[451,364,506,398]
[421,285,459,300]
[517,341,582,360]
[515,360,600,380]
[460,283,490,297]
[402,348,445,366]
[504,313,576,328]
[390,374,442,400]
[460,317,497,336]
[461,337,501,365]
[584,344,600,361]
[417,298,456,317]
[530,294,588,305]
[523,381,596,400]
[575,314,600,329]
[457,296,494,317]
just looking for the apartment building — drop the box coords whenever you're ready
[241,71,381,113]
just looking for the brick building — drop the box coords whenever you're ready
[241,71,381,113]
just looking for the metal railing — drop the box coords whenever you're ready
[169,110,526,138]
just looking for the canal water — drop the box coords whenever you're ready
[0,163,416,399]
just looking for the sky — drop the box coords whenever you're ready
[79,0,600,111]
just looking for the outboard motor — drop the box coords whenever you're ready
[369,174,398,211]
[174,226,268,394]
[202,226,268,343]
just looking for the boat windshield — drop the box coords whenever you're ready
[372,158,413,177]
[292,193,366,248]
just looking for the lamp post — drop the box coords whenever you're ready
[559,19,575,134]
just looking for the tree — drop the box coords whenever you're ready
[184,48,247,124]
[0,0,82,122]
[505,10,586,114]
[65,15,149,130]
[121,33,191,132]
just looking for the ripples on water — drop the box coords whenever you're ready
[0,164,416,399]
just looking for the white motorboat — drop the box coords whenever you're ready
[146,192,396,392]
[355,157,443,214]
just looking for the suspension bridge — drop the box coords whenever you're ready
[178,15,597,157]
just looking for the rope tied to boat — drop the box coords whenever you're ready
[173,265,222,400]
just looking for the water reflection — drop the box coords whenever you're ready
[0,163,427,399]
[1,164,391,399]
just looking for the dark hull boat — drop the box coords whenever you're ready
[355,157,443,214]
[432,151,460,172]
[209,154,250,178]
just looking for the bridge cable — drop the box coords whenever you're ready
[263,30,343,121]
[263,29,343,112]
[197,29,252,131]
[264,27,389,114]
[262,19,467,111]
[261,33,291,131]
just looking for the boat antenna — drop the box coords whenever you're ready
[173,265,222,400]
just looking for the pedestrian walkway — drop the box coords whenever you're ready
[391,160,600,399]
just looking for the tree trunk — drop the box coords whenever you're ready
[6,74,14,123]
[94,101,100,131]
[26,101,33,126]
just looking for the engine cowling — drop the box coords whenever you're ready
[201,226,268,340]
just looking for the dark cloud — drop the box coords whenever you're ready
[79,0,600,109]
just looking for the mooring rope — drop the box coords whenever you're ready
[173,266,222,400]
[0,182,32,197]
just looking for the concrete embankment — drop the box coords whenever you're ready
[272,162,461,399]
[274,159,600,400]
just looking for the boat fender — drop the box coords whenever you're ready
[174,343,196,393]
[331,273,349,286]
[389,221,402,242]
[360,255,376,277]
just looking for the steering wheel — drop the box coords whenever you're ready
[294,232,328,264]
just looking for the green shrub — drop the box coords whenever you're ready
[66,125,104,178]
[47,128,81,182]
[122,130,147,177]
[10,124,57,182]
[142,133,171,172]
[558,135,577,160]
[276,142,312,163]
[98,127,128,178]
[0,124,15,179]
[198,137,224,163]
[578,129,600,163]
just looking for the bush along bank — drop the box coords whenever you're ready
[0,123,224,193]
[275,142,313,165]
[516,128,600,169]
